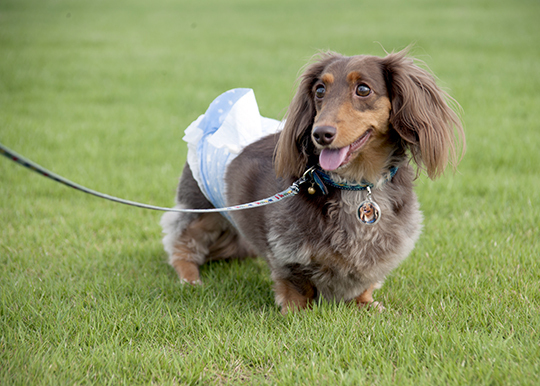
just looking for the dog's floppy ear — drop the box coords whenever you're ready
[275,53,343,179]
[381,49,465,179]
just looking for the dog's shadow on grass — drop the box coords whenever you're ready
[141,247,400,317]
[158,255,277,313]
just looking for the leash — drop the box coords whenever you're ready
[1,142,397,224]
[0,143,303,213]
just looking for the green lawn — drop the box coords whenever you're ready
[1,0,539,384]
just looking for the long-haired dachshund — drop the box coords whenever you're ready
[161,49,464,314]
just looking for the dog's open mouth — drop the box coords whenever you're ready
[319,130,372,171]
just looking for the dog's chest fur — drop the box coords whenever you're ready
[228,172,421,302]
[264,187,421,301]
[227,134,423,302]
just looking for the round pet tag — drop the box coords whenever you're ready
[357,200,381,225]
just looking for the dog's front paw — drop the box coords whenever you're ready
[354,284,385,312]
[361,300,385,313]
[180,278,202,286]
[274,278,314,315]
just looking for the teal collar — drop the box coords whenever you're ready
[304,166,398,195]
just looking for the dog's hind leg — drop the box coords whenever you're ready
[161,211,228,284]
[160,163,218,284]
[162,211,256,284]
[161,163,256,284]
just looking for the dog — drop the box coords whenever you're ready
[161,49,464,314]
[358,202,378,224]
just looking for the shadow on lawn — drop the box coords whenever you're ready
[201,258,276,311]
[149,253,277,313]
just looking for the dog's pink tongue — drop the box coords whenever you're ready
[319,146,350,171]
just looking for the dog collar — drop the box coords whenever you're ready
[300,166,398,226]
[303,166,398,195]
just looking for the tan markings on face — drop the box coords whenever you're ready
[329,96,392,148]
[321,73,334,85]
[346,71,362,84]
[361,205,373,216]
[315,95,394,181]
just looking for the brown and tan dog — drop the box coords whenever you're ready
[161,49,464,314]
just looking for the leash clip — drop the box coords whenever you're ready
[299,166,328,195]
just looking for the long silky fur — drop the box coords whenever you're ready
[161,48,464,313]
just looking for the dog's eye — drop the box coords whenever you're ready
[315,85,326,99]
[356,84,371,97]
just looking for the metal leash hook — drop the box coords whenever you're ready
[300,166,328,195]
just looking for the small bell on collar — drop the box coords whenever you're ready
[357,186,381,225]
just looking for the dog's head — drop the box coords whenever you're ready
[360,203,374,219]
[275,49,465,182]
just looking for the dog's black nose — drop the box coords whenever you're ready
[312,126,337,146]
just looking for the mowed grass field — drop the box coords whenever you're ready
[1,0,539,384]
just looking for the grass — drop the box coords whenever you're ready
[1,0,540,384]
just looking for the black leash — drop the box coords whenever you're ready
[0,143,302,213]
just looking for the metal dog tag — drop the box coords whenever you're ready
[357,187,381,225]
